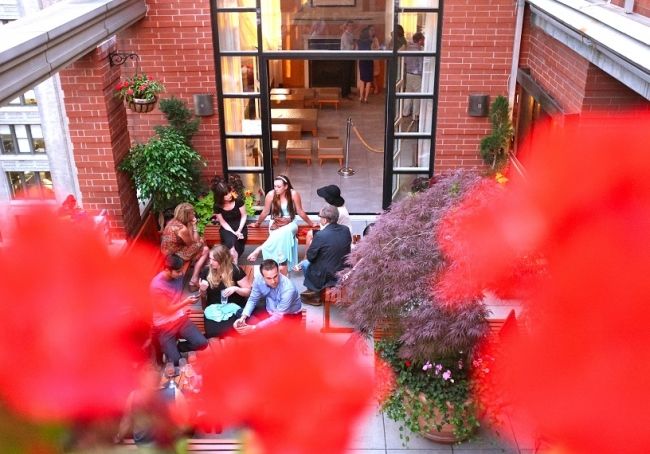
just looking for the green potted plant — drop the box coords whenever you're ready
[114,73,165,113]
[120,97,204,226]
[479,95,513,173]
[341,170,491,443]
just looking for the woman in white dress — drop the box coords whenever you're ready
[247,175,314,274]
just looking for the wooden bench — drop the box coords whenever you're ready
[320,286,354,334]
[316,87,342,110]
[122,438,240,452]
[271,108,318,136]
[317,137,344,166]
[204,224,317,248]
[189,305,307,336]
[286,139,313,166]
[271,123,301,148]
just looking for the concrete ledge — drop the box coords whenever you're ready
[0,0,146,105]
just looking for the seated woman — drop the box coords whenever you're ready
[212,181,247,262]
[160,202,209,291]
[247,175,314,274]
[198,245,252,338]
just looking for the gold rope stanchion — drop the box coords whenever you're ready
[352,125,384,153]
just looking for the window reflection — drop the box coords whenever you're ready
[226,138,263,169]
[217,12,257,52]
[391,173,430,203]
[223,98,260,133]
[393,138,431,170]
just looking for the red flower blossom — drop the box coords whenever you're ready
[0,208,153,421]
[443,111,650,452]
[404,360,411,368]
[191,325,376,453]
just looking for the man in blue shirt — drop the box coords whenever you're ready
[234,259,302,334]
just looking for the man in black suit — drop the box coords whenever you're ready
[299,204,351,305]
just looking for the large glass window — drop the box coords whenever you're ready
[213,0,442,212]
[217,12,257,52]
[7,171,54,199]
[0,125,45,154]
[8,90,37,106]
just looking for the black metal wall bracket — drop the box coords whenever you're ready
[108,52,140,67]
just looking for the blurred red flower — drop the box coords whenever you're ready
[0,208,153,421]
[440,112,650,452]
[192,324,377,454]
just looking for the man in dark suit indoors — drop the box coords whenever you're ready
[299,204,352,305]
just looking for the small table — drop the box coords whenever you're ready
[317,137,344,166]
[286,139,313,166]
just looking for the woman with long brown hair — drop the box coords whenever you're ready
[198,245,251,338]
[160,202,209,290]
[248,175,314,273]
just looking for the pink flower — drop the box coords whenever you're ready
[422,361,432,371]
[442,370,452,381]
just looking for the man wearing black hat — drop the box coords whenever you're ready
[316,185,351,230]
[300,204,351,305]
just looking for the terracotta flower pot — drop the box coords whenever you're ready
[127,97,157,113]
[404,390,475,444]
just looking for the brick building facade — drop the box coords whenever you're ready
[1,0,648,240]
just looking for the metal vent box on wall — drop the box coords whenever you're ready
[193,94,214,116]
[468,94,489,117]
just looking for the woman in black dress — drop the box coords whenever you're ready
[357,26,374,103]
[213,182,247,261]
[198,245,252,338]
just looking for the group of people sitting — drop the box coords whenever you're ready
[153,175,354,366]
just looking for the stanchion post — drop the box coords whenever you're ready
[338,116,355,177]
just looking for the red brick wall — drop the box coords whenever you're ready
[610,0,650,16]
[117,0,221,182]
[583,64,650,113]
[59,42,141,239]
[520,7,648,115]
[520,15,589,113]
[435,0,516,173]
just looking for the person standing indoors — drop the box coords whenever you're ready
[299,204,352,306]
[248,175,314,274]
[160,202,210,292]
[212,181,247,262]
[340,20,356,99]
[150,254,208,366]
[198,245,252,338]
[234,259,303,334]
[357,26,374,103]
[402,32,425,122]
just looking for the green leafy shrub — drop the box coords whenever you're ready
[119,129,202,214]
[193,192,214,235]
[479,96,513,173]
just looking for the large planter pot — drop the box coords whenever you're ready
[127,97,157,113]
[404,390,475,444]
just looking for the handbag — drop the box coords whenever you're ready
[270,216,292,231]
